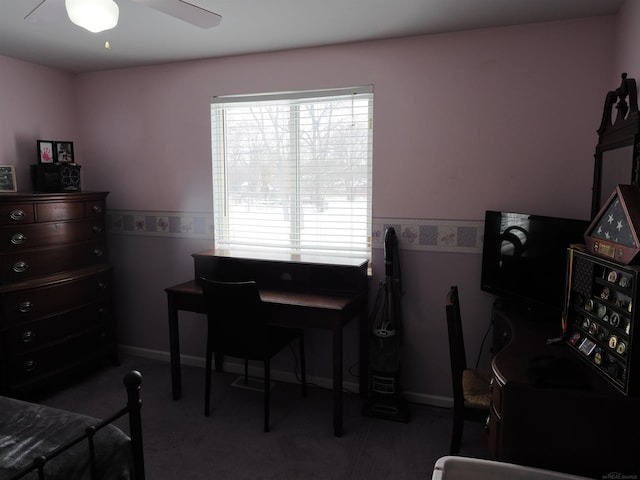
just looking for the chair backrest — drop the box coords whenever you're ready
[200,278,269,358]
[445,286,467,403]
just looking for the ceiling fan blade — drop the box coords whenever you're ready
[132,0,222,29]
[24,0,65,23]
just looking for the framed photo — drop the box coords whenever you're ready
[37,140,55,164]
[56,141,74,164]
[0,165,17,193]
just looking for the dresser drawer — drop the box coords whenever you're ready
[0,218,105,253]
[85,199,106,218]
[34,199,106,222]
[35,201,86,222]
[7,326,114,387]
[4,302,112,355]
[0,269,112,324]
[0,241,107,283]
[0,204,35,226]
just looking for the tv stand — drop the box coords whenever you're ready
[489,304,640,478]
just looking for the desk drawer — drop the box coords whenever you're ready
[0,269,112,324]
[0,241,107,283]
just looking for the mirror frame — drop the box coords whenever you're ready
[591,73,640,218]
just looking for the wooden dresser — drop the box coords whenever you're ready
[0,192,116,397]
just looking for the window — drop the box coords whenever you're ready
[211,86,373,260]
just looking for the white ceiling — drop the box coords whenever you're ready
[0,0,625,73]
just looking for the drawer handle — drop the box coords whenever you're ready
[9,209,25,221]
[92,204,103,214]
[21,330,35,343]
[98,307,107,315]
[93,248,104,257]
[19,301,34,313]
[12,261,28,273]
[23,360,37,373]
[10,233,26,245]
[98,281,108,289]
[92,225,103,234]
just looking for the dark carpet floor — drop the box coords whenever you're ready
[31,355,490,480]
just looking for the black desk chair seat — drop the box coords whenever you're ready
[201,278,306,432]
[446,285,492,454]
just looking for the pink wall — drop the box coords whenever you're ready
[0,12,621,402]
[75,17,614,220]
[0,56,77,190]
[614,0,640,81]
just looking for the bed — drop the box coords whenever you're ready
[0,370,145,480]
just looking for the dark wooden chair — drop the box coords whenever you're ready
[445,285,492,454]
[201,278,306,432]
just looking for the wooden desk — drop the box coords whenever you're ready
[165,279,367,437]
[489,305,640,478]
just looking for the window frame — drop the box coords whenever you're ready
[211,86,374,261]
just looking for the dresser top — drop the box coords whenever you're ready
[0,191,108,203]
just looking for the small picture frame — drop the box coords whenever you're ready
[37,140,55,164]
[55,141,74,164]
[0,165,17,193]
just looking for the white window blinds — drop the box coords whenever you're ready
[211,86,373,260]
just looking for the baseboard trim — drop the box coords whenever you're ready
[118,344,453,408]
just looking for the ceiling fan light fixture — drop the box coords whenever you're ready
[65,0,120,33]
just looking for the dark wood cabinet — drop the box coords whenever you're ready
[0,192,116,397]
[489,306,640,478]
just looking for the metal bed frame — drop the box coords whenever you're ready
[7,370,145,480]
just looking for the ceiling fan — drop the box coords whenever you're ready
[25,0,222,33]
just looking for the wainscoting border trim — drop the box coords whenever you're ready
[107,210,483,255]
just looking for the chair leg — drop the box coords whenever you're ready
[264,357,270,432]
[244,359,249,385]
[450,407,463,455]
[204,330,213,417]
[299,332,307,397]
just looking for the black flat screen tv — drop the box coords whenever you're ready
[481,210,590,317]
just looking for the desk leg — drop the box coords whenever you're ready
[167,293,182,400]
[215,352,223,372]
[333,325,343,437]
[359,295,369,397]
